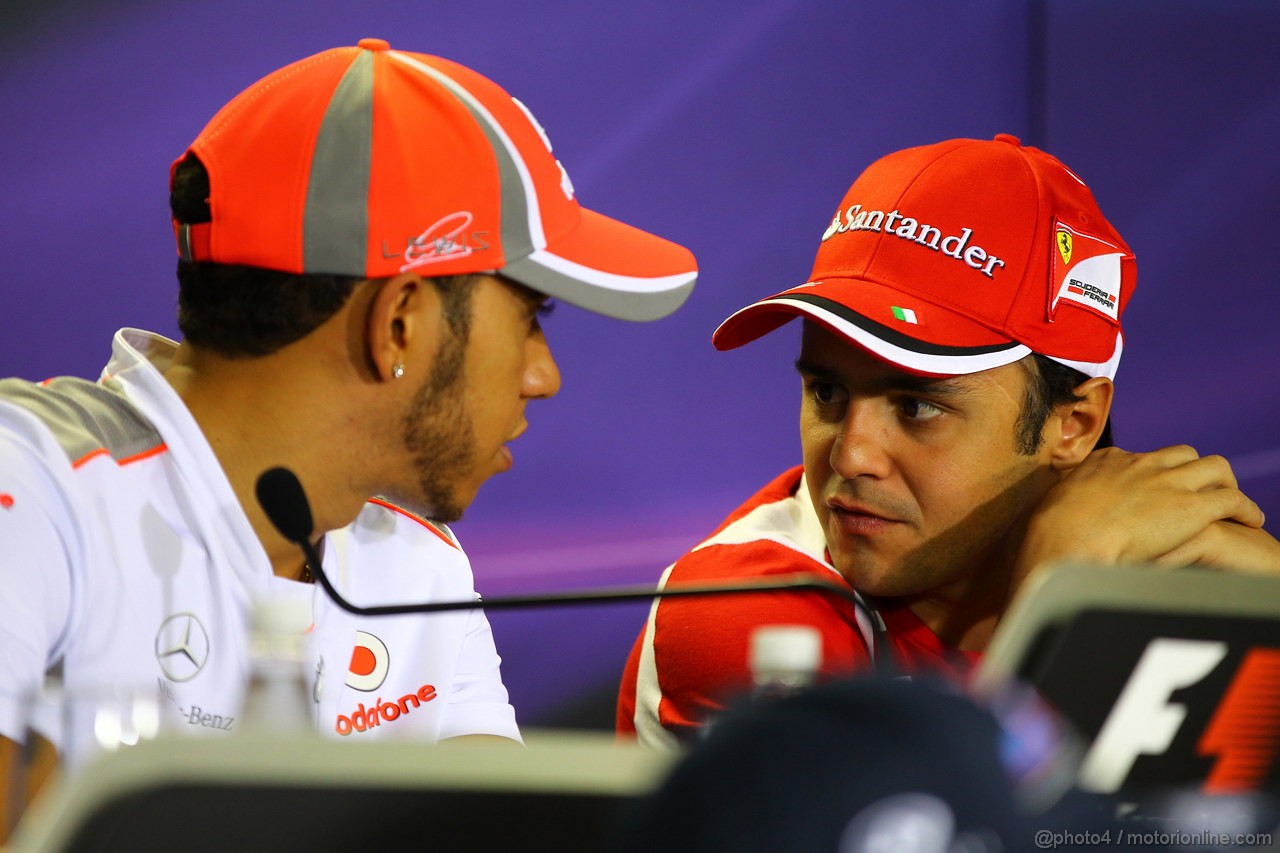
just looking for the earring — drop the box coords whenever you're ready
[391,363,405,379]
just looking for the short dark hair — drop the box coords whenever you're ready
[1015,354,1114,455]
[170,153,473,358]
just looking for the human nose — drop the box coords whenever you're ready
[829,403,892,480]
[523,333,561,399]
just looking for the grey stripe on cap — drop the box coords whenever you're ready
[303,50,375,275]
[388,51,695,322]
[502,255,695,321]
[462,99,536,262]
[0,377,163,464]
[387,53,537,262]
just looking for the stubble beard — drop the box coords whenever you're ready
[875,467,1048,612]
[401,330,475,523]
[826,465,1045,606]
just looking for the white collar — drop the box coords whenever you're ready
[104,328,280,595]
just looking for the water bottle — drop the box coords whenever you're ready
[240,596,314,732]
[749,625,822,701]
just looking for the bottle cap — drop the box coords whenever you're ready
[750,625,822,676]
[250,596,312,636]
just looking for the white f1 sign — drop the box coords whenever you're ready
[1078,638,1228,793]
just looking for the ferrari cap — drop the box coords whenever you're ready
[172,38,696,321]
[713,134,1135,378]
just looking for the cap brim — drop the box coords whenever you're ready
[500,207,697,322]
[713,278,1031,376]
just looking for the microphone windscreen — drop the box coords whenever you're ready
[255,467,314,544]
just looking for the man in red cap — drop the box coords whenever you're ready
[617,134,1279,747]
[0,38,696,820]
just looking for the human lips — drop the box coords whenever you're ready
[497,423,527,471]
[826,498,902,537]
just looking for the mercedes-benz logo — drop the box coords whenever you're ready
[155,613,210,682]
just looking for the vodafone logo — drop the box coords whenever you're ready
[345,631,389,692]
[334,684,438,737]
[334,632,441,736]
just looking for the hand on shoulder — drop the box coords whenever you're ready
[1017,444,1275,579]
[1153,518,1280,575]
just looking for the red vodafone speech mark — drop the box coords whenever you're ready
[0,494,14,510]
[350,646,377,678]
[345,631,389,692]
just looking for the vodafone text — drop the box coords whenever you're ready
[821,204,1006,278]
[335,683,437,735]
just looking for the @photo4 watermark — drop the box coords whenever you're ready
[1035,829,1273,849]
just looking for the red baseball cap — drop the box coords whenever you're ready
[713,134,1135,378]
[172,39,696,321]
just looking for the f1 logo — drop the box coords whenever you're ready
[1078,638,1280,794]
[1198,646,1280,792]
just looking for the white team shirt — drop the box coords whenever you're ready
[0,329,520,758]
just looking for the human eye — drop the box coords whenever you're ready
[898,396,944,421]
[806,379,847,408]
[528,300,555,334]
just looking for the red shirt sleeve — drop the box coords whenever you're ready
[617,538,873,742]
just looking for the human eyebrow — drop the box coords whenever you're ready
[794,358,838,381]
[793,358,972,400]
[885,375,972,401]
[510,286,552,323]
[501,275,551,310]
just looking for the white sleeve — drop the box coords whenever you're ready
[340,505,523,743]
[437,605,522,743]
[0,426,75,741]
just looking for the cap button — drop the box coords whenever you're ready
[993,133,1022,146]
[358,38,390,51]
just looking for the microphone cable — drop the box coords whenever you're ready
[255,466,896,675]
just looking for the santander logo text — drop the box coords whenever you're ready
[334,683,438,736]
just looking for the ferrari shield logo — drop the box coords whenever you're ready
[1056,229,1073,266]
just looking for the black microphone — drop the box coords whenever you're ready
[256,465,327,576]
[255,467,893,672]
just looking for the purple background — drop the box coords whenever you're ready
[3,1,1277,728]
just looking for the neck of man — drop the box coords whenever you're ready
[901,460,1060,652]
[162,340,384,582]
[904,582,1009,653]
[902,509,1040,654]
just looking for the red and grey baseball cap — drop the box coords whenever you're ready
[172,38,696,321]
[713,134,1135,378]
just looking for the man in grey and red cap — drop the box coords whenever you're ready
[618,133,1279,747]
[0,37,696,824]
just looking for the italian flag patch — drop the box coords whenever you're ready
[891,306,918,324]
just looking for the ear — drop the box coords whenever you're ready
[364,274,441,383]
[1046,377,1114,470]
